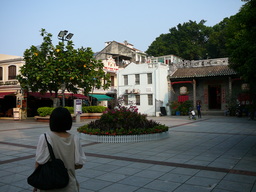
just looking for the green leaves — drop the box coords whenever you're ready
[146,20,212,60]
[17,29,111,98]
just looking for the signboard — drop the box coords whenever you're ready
[74,99,82,114]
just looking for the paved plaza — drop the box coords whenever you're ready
[0,115,256,192]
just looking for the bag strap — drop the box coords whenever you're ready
[44,133,56,160]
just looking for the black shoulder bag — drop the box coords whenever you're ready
[27,133,69,190]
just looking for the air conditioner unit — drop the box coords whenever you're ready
[125,89,131,94]
[133,89,140,93]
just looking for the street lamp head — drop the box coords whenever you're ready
[65,33,74,40]
[58,30,68,38]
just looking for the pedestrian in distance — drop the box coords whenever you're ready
[33,107,86,192]
[189,107,196,120]
[191,109,196,120]
[197,101,202,118]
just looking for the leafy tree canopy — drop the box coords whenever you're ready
[206,17,231,58]
[226,0,256,114]
[17,29,111,100]
[146,20,212,60]
[226,0,256,84]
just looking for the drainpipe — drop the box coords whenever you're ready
[154,63,159,116]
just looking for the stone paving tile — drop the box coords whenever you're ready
[158,172,191,183]
[195,170,227,180]
[0,116,256,192]
[215,180,253,192]
[106,159,133,167]
[185,176,219,188]
[92,164,122,172]
[119,175,153,187]
[174,183,212,192]
[79,178,112,191]
[78,168,107,179]
[147,164,175,173]
[135,188,163,192]
[112,166,142,175]
[223,173,256,184]
[143,179,181,191]
[171,167,200,176]
[97,172,127,182]
[133,169,166,179]
[98,183,138,192]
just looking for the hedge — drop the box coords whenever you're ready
[37,106,107,117]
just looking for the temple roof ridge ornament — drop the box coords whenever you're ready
[176,58,229,68]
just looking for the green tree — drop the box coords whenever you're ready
[226,0,256,118]
[146,20,212,60]
[17,29,110,106]
[207,17,231,58]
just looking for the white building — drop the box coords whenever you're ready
[117,62,169,116]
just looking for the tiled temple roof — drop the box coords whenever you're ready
[170,65,237,79]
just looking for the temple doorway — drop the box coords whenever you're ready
[208,85,221,109]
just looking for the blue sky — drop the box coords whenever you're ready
[0,0,245,56]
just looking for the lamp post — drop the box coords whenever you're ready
[58,30,74,43]
[57,30,74,107]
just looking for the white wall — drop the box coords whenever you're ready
[117,62,169,116]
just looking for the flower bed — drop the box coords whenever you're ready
[77,104,169,143]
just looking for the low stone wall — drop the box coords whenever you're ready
[34,113,103,122]
[79,131,169,143]
[80,113,102,119]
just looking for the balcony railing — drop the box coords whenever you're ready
[0,80,19,86]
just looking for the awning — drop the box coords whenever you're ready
[29,92,55,98]
[64,93,88,99]
[89,94,113,101]
[0,92,15,99]
[29,92,88,99]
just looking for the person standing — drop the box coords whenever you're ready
[197,102,202,118]
[33,107,86,192]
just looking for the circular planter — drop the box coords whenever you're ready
[79,131,169,143]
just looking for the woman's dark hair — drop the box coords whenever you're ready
[50,107,72,132]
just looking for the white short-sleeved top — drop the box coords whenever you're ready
[35,132,86,167]
[35,132,86,192]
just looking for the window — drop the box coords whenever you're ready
[124,75,128,85]
[135,95,140,105]
[111,76,114,86]
[124,95,128,105]
[8,65,16,80]
[148,94,153,105]
[135,74,140,84]
[147,73,152,84]
[0,67,2,80]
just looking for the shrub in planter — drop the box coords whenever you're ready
[82,106,107,113]
[77,105,168,135]
[37,107,54,117]
[65,107,74,114]
[170,100,193,116]
[37,106,107,117]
